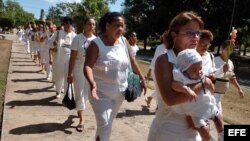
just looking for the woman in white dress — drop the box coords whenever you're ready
[128,31,139,58]
[50,17,76,98]
[147,11,213,141]
[84,12,147,141]
[67,17,96,132]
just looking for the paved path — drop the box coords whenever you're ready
[1,35,218,141]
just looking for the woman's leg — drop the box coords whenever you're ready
[90,92,124,141]
[73,66,86,131]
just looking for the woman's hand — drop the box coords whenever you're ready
[239,89,245,99]
[53,40,58,47]
[49,59,52,65]
[90,81,99,100]
[206,73,216,83]
[185,86,198,102]
[67,75,73,84]
[223,63,229,73]
[141,80,147,96]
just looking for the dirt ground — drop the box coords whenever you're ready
[0,39,12,131]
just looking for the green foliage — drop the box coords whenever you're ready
[123,0,250,50]
[46,0,109,33]
[0,17,13,30]
[76,0,108,33]
[0,0,35,29]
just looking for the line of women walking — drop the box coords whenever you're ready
[22,10,245,141]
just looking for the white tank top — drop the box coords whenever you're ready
[93,37,129,94]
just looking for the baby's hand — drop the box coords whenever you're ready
[204,77,214,93]
[185,86,197,102]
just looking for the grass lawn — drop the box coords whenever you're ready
[0,39,12,132]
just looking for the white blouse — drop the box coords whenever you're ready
[92,37,129,94]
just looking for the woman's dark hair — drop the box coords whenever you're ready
[99,12,124,33]
[200,29,214,42]
[83,16,95,25]
[221,40,232,50]
[164,11,204,49]
[62,16,73,25]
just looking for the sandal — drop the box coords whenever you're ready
[76,124,84,132]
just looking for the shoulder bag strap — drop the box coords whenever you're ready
[210,52,215,68]
[121,36,132,71]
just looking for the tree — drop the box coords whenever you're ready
[0,0,35,29]
[0,0,4,16]
[123,0,249,51]
[47,0,109,33]
[0,17,13,30]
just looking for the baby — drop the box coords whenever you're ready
[172,49,224,141]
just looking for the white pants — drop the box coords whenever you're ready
[44,45,51,78]
[18,35,23,42]
[89,91,124,141]
[55,47,70,94]
[26,40,30,53]
[73,61,88,110]
[33,41,39,52]
[29,40,34,54]
[51,51,57,83]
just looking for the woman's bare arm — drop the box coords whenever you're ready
[84,41,99,85]
[155,54,190,106]
[124,38,147,95]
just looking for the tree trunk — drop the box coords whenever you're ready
[243,46,248,56]
[143,37,147,50]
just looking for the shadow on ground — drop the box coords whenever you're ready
[12,70,41,73]
[6,95,62,108]
[12,64,36,66]
[9,115,77,135]
[11,57,30,59]
[116,105,155,118]
[12,78,50,83]
[14,85,55,94]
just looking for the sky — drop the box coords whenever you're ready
[11,0,124,19]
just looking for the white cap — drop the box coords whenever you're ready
[176,49,202,72]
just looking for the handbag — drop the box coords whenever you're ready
[125,70,141,102]
[122,37,142,102]
[62,84,76,110]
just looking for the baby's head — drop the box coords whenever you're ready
[177,49,203,80]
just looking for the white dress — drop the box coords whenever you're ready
[51,30,76,94]
[89,37,129,141]
[92,37,129,94]
[70,33,96,110]
[149,43,167,99]
[131,44,139,57]
[172,68,218,128]
[147,49,201,141]
[214,56,235,111]
[17,29,24,42]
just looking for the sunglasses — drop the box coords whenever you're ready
[178,31,202,38]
